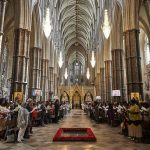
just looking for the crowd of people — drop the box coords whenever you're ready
[84,98,150,143]
[0,98,71,143]
[1,96,150,144]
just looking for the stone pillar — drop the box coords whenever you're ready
[0,0,7,57]
[124,29,143,100]
[54,73,58,95]
[105,60,112,102]
[112,49,125,102]
[95,73,100,96]
[54,73,56,95]
[100,68,105,102]
[29,47,41,97]
[92,67,95,85]
[41,59,48,101]
[11,28,30,99]
[0,0,7,89]
[123,0,143,100]
[49,67,54,97]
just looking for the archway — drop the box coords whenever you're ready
[84,91,93,103]
[60,91,70,103]
[72,91,81,109]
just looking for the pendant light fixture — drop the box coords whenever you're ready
[58,51,63,68]
[102,0,111,39]
[86,67,90,79]
[86,54,90,79]
[90,51,96,68]
[43,1,51,38]
[64,68,68,79]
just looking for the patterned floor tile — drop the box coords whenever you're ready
[0,110,150,150]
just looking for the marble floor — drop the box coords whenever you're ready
[0,110,150,150]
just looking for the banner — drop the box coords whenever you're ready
[32,89,41,96]
[96,96,101,100]
[14,92,23,102]
[112,90,121,96]
[130,92,140,100]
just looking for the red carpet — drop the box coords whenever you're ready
[53,128,96,142]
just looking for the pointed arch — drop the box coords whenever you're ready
[30,3,42,48]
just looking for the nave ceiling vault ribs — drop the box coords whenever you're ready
[58,0,96,50]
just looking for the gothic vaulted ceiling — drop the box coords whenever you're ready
[57,0,98,50]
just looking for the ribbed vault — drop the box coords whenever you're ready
[68,51,85,68]
[57,0,97,50]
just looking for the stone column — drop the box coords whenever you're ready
[0,0,7,58]
[100,68,105,102]
[105,60,112,102]
[95,73,100,96]
[92,67,95,85]
[49,67,54,97]
[41,59,48,101]
[124,29,143,100]
[11,28,30,99]
[54,73,56,95]
[112,49,125,102]
[123,0,143,100]
[54,73,58,95]
[29,47,42,97]
[0,0,7,89]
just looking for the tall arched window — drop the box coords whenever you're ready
[144,36,150,65]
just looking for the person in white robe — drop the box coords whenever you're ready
[17,103,29,142]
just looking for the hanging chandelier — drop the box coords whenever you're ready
[58,51,63,68]
[102,9,111,39]
[86,67,90,79]
[43,7,51,38]
[90,51,96,68]
[64,68,68,79]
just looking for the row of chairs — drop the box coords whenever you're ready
[0,117,19,142]
[32,108,68,126]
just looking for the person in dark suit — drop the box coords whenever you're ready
[54,99,60,123]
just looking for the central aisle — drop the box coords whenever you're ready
[0,110,149,150]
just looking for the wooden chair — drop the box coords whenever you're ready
[34,111,42,126]
[4,118,19,142]
[0,118,7,139]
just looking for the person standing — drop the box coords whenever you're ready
[40,101,46,126]
[17,103,29,142]
[24,100,33,138]
[54,99,60,123]
[128,99,142,142]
